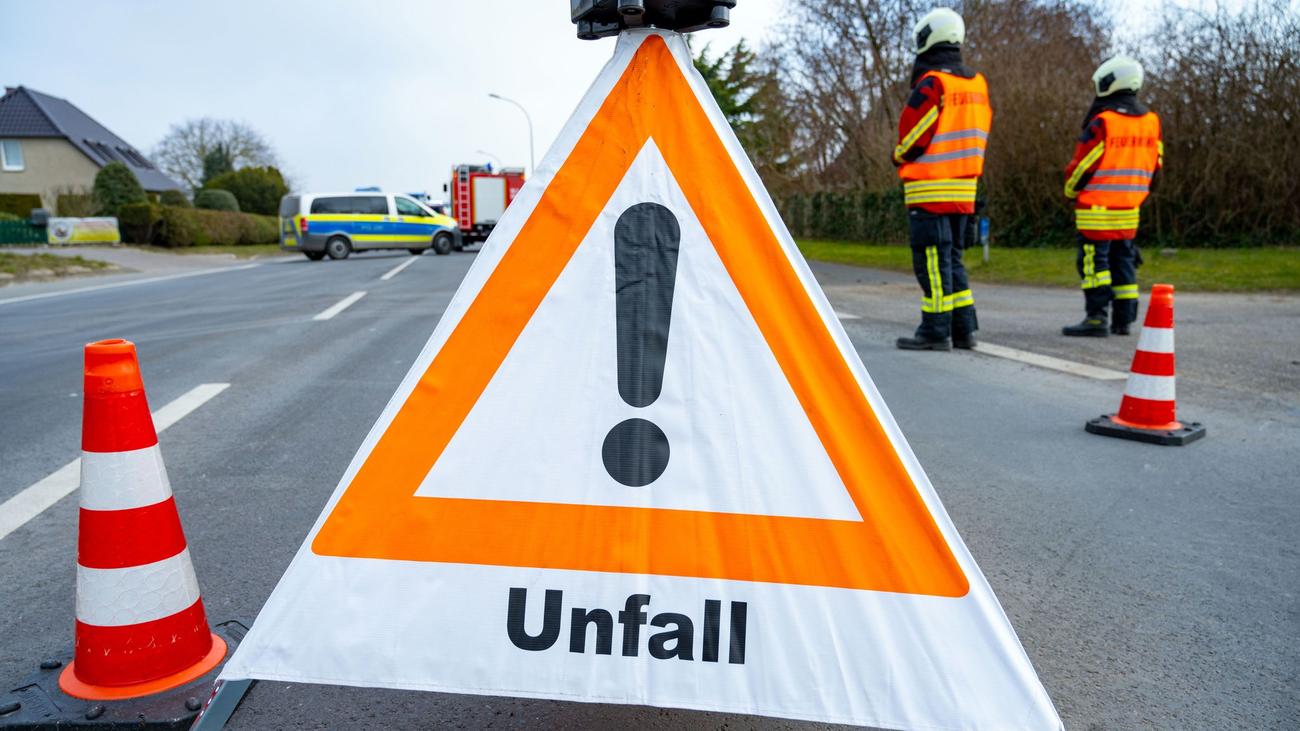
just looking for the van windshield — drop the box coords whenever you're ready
[278,196,300,217]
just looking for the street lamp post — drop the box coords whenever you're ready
[488,92,534,177]
[475,149,502,168]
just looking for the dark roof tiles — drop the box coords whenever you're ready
[0,86,182,191]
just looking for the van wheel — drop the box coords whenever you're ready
[325,236,351,260]
[432,232,453,256]
[305,251,325,261]
[408,248,424,256]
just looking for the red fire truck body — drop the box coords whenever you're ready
[447,164,526,244]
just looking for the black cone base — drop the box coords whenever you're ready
[1085,414,1207,446]
[0,621,248,730]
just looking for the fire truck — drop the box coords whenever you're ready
[444,164,526,246]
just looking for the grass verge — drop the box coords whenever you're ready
[127,244,284,259]
[0,251,113,279]
[796,240,1300,292]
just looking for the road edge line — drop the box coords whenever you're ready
[0,264,260,307]
[974,341,1128,380]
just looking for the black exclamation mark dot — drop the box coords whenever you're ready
[602,202,680,487]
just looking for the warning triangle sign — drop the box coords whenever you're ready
[224,31,1060,730]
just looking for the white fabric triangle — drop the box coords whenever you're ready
[221,30,1062,731]
[416,140,859,521]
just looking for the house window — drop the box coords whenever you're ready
[0,140,23,171]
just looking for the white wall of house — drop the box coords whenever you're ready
[0,137,100,208]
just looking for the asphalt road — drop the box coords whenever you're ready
[0,249,1296,729]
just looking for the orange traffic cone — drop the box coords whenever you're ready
[1085,284,1206,446]
[58,339,227,700]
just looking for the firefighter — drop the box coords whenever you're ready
[894,8,991,351]
[1062,55,1162,336]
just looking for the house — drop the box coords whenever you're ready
[0,86,181,209]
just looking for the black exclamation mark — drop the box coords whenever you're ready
[602,202,680,487]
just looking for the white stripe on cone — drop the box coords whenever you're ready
[1135,326,1174,354]
[1124,372,1176,402]
[76,547,201,627]
[79,445,173,511]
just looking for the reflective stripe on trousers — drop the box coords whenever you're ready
[1081,243,1113,289]
[1113,283,1139,300]
[921,245,948,312]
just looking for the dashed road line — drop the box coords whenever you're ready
[834,310,862,320]
[313,291,367,321]
[380,257,419,281]
[0,383,230,542]
[974,341,1127,380]
[0,264,260,307]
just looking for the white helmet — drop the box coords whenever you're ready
[1093,55,1144,96]
[913,8,965,54]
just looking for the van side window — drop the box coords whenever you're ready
[395,197,425,217]
[310,197,348,214]
[309,196,389,215]
[358,196,389,215]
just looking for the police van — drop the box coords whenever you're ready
[278,192,461,260]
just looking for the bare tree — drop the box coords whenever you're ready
[1141,0,1300,244]
[152,118,279,192]
[769,0,1110,243]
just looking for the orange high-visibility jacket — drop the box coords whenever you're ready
[1067,110,1162,239]
[896,71,992,210]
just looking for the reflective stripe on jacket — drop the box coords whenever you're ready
[897,71,992,208]
[1077,111,1161,210]
[1070,110,1161,239]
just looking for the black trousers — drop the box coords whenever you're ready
[909,209,978,340]
[1075,236,1140,325]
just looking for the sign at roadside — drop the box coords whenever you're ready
[47,217,120,245]
[222,30,1060,730]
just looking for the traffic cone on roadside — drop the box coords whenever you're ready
[58,338,227,700]
[1085,284,1206,446]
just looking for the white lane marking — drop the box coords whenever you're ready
[834,310,862,320]
[313,291,367,321]
[0,264,259,307]
[380,257,419,281]
[0,383,230,542]
[974,342,1128,381]
[152,383,229,431]
[77,548,201,625]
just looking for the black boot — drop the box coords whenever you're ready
[1063,317,1109,337]
[1110,322,1130,335]
[952,306,978,349]
[896,335,952,351]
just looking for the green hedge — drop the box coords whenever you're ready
[206,166,288,215]
[153,206,277,247]
[159,189,191,208]
[93,161,147,217]
[119,202,163,244]
[56,192,97,217]
[194,189,239,212]
[780,189,909,245]
[0,194,42,218]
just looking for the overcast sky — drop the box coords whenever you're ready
[2,1,784,196]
